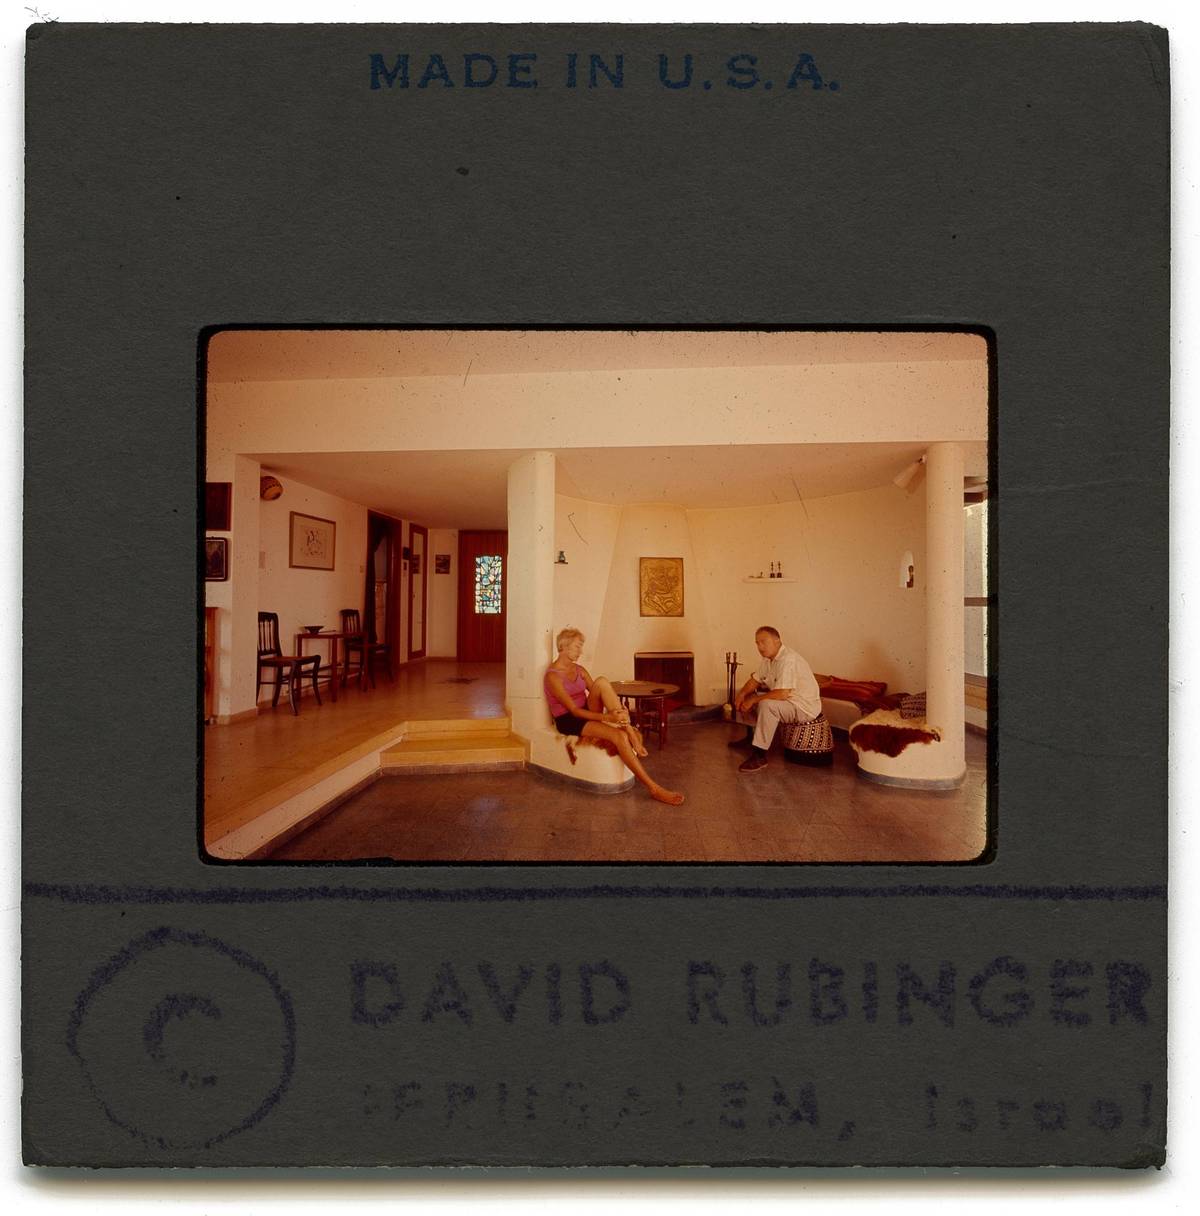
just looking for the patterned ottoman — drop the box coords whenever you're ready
[781,714,835,765]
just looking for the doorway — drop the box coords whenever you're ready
[408,523,428,660]
[457,530,508,661]
[365,512,402,677]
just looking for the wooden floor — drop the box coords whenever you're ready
[203,659,506,846]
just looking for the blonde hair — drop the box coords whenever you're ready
[555,627,584,652]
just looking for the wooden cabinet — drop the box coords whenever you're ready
[634,651,694,706]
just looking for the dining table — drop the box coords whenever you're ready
[294,630,363,702]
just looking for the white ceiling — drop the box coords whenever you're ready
[258,442,988,529]
[209,328,988,383]
[222,328,988,526]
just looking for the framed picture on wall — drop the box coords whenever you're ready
[204,537,227,581]
[289,511,336,571]
[435,554,451,574]
[639,556,684,617]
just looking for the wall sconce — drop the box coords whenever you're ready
[892,455,926,491]
[555,551,569,565]
[259,475,283,501]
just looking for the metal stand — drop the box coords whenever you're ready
[724,653,741,709]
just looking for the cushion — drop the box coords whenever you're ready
[817,676,888,701]
[781,715,834,765]
[815,675,903,714]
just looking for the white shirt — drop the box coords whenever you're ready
[753,643,822,720]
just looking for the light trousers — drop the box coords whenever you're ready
[736,698,808,749]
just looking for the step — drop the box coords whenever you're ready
[399,716,512,740]
[380,731,528,771]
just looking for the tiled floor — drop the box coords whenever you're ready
[266,722,989,864]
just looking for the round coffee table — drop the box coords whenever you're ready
[609,680,679,751]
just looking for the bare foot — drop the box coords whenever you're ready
[650,785,685,806]
[626,726,649,757]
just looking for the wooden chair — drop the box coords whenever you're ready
[340,609,391,689]
[256,613,322,714]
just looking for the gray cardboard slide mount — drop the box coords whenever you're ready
[23,23,1167,1167]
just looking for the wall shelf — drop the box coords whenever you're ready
[743,577,796,583]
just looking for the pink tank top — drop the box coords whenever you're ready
[545,666,587,717]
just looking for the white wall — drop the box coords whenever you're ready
[256,476,369,703]
[427,527,459,657]
[552,493,621,660]
[551,483,929,709]
[590,504,716,693]
[210,470,935,715]
[689,483,929,700]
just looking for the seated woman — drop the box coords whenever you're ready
[545,628,685,807]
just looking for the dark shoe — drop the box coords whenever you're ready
[727,730,755,748]
[738,751,768,773]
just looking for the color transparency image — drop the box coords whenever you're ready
[202,328,990,864]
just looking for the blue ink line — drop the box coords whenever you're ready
[25,882,1167,905]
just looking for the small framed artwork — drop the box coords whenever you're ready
[205,481,232,531]
[289,511,336,571]
[204,537,228,581]
[435,553,451,574]
[639,556,684,617]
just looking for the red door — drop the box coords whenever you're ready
[457,530,507,661]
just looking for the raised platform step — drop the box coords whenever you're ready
[207,713,519,858]
[399,715,512,740]
[380,731,527,771]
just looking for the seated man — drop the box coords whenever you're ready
[729,625,822,772]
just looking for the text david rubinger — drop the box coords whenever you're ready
[350,955,1151,1029]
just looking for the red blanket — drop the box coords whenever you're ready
[816,675,904,714]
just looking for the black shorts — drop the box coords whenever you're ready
[553,711,589,736]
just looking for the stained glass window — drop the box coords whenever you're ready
[474,555,503,614]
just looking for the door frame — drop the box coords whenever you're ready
[407,522,428,660]
[366,511,404,677]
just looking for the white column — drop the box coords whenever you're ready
[506,451,556,741]
[924,441,966,781]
